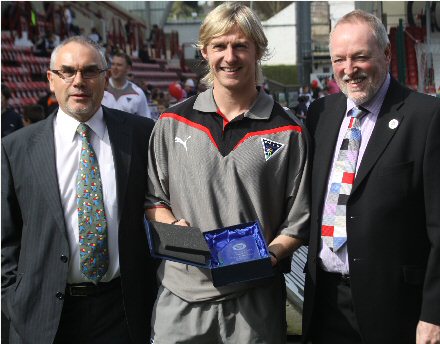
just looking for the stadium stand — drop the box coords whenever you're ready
[1,2,201,116]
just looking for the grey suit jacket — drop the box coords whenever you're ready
[302,78,440,344]
[1,106,157,344]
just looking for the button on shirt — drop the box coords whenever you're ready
[319,74,391,275]
[54,107,120,283]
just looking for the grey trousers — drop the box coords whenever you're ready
[151,274,287,344]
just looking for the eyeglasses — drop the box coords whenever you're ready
[50,67,108,82]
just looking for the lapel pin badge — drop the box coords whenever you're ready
[388,119,399,130]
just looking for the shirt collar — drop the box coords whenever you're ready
[346,73,391,116]
[55,106,105,142]
[193,87,274,120]
[109,78,129,89]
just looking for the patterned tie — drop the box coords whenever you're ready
[76,123,109,283]
[321,107,367,251]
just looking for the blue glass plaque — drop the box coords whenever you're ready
[217,236,261,266]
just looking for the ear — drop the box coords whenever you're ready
[47,70,55,93]
[201,47,208,61]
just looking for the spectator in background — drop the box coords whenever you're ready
[310,79,323,99]
[35,30,60,57]
[125,19,132,43]
[156,99,168,115]
[64,5,74,36]
[102,52,152,119]
[88,27,102,44]
[148,24,159,49]
[1,84,23,137]
[293,95,308,123]
[183,78,197,97]
[325,74,340,94]
[22,104,45,126]
[299,84,313,108]
[37,90,58,117]
[167,81,184,104]
[138,42,152,63]
[102,43,113,67]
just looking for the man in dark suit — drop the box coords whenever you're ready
[2,36,156,343]
[302,10,440,344]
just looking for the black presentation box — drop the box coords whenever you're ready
[145,220,274,287]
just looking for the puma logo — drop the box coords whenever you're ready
[174,136,191,151]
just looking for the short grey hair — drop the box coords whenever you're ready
[50,36,108,69]
[330,10,390,53]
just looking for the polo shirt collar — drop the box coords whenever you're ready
[109,78,129,90]
[193,87,274,120]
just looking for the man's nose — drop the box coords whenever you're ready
[71,70,86,86]
[224,46,237,63]
[343,59,357,75]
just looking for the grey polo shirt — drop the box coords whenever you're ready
[146,87,310,302]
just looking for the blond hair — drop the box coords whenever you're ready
[197,2,268,87]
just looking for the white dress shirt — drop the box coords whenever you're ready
[54,107,120,283]
[319,74,391,275]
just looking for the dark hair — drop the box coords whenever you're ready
[23,104,45,123]
[1,84,12,99]
[112,52,132,67]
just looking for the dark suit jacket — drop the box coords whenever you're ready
[302,78,440,344]
[1,106,157,344]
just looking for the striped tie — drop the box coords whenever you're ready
[321,107,367,251]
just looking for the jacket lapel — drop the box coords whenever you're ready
[352,79,406,193]
[314,95,347,206]
[103,107,132,219]
[28,114,67,237]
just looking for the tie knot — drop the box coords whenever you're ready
[77,123,91,140]
[350,106,368,120]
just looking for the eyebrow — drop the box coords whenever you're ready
[210,38,249,45]
[58,64,100,69]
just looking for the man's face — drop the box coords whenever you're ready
[202,26,257,93]
[47,42,107,121]
[110,56,130,82]
[330,22,391,105]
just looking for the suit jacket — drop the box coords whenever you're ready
[1,106,157,344]
[302,78,440,344]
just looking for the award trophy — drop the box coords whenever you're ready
[217,236,261,266]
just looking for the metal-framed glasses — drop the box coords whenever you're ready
[50,67,108,82]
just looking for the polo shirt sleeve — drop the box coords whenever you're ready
[277,125,311,241]
[145,118,171,210]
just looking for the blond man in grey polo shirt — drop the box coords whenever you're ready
[146,3,310,343]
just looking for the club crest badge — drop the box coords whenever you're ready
[261,138,284,161]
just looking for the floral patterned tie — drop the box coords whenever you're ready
[76,123,108,283]
[321,107,367,251]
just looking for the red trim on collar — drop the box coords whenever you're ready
[160,113,219,150]
[233,125,302,150]
[145,204,171,210]
[216,108,229,132]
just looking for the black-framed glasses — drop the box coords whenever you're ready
[50,67,108,82]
